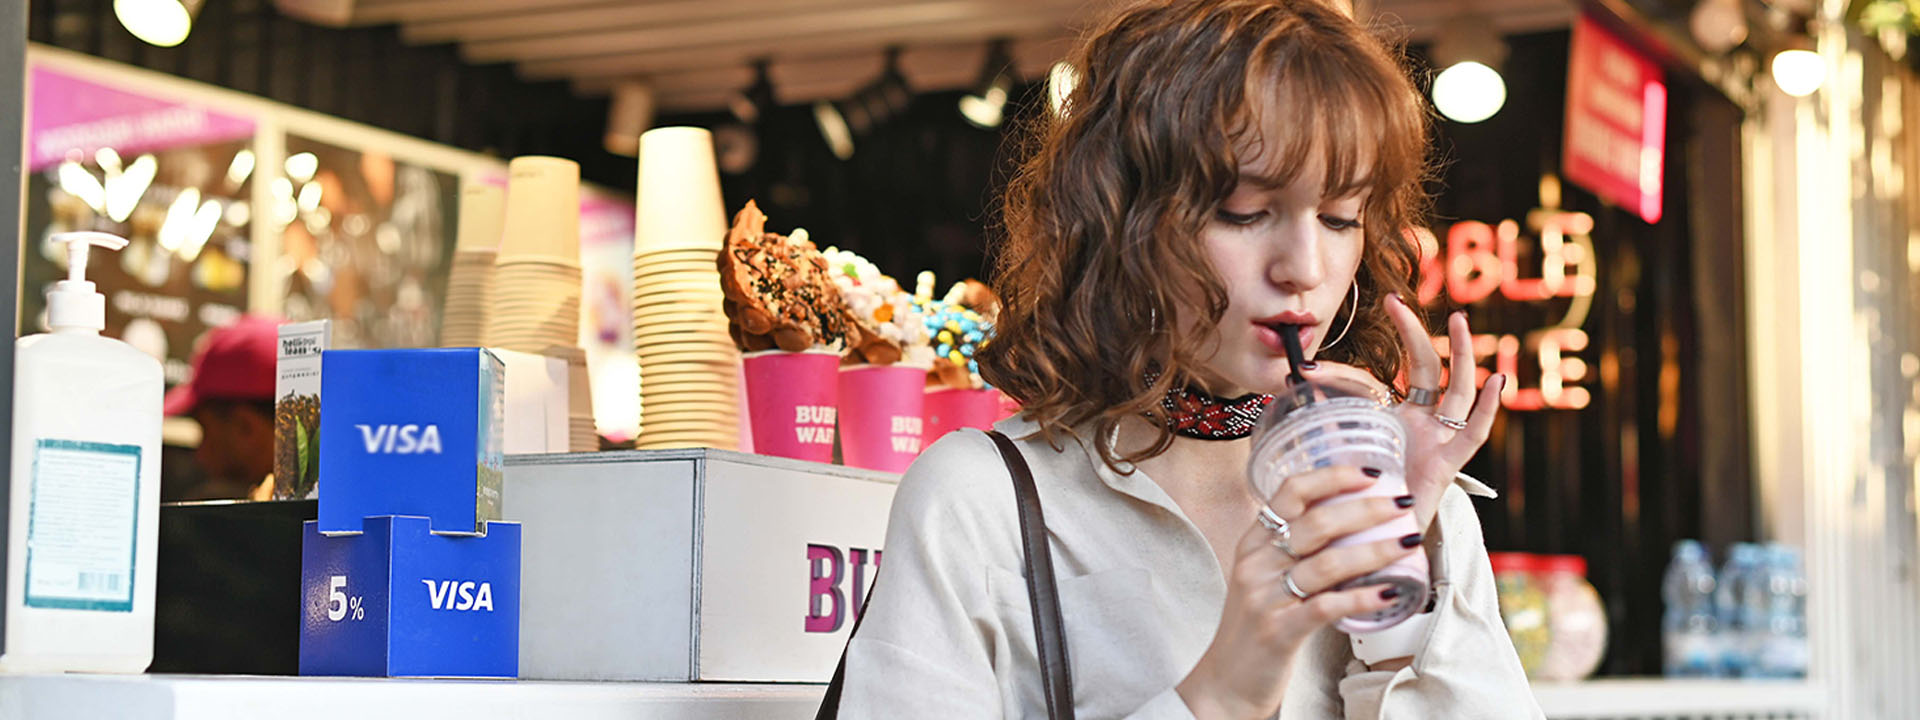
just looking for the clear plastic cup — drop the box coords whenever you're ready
[1247,375,1428,633]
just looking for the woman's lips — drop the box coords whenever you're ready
[1254,323,1315,355]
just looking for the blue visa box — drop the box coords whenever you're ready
[319,348,505,535]
[299,516,521,678]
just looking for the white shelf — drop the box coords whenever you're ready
[1533,678,1823,719]
[0,675,827,720]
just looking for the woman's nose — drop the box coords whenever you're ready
[1265,218,1327,293]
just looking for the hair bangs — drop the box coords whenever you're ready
[1236,35,1412,207]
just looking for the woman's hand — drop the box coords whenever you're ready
[1383,294,1503,531]
[1301,295,1503,532]
[1178,467,1422,720]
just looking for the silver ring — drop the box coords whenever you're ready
[1257,507,1300,559]
[1405,386,1442,406]
[1283,569,1312,600]
[1432,412,1469,430]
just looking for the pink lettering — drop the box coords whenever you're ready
[805,544,846,633]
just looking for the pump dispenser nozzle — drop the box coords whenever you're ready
[47,231,130,333]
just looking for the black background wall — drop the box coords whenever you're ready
[29,0,1754,676]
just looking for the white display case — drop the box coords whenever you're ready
[503,449,897,683]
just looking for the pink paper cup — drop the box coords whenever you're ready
[837,364,928,472]
[996,390,1021,421]
[742,350,841,463]
[924,387,1005,442]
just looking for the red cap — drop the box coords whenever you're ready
[1539,555,1588,577]
[163,315,282,416]
[1487,552,1538,575]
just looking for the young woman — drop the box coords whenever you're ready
[839,0,1540,717]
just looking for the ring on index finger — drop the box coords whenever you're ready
[1258,507,1300,560]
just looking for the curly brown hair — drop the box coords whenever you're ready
[978,0,1433,470]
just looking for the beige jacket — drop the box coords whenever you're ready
[840,416,1544,719]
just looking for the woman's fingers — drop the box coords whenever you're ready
[1386,294,1441,393]
[1262,466,1378,521]
[1285,534,1423,596]
[1434,311,1477,423]
[1438,372,1507,468]
[1293,584,1405,629]
[1282,495,1413,559]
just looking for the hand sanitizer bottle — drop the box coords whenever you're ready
[0,231,163,673]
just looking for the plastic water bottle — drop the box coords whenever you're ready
[1757,544,1809,678]
[1663,540,1720,677]
[1716,543,1768,676]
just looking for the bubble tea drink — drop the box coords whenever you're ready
[1246,325,1428,633]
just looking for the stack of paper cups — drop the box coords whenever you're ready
[441,183,502,348]
[486,157,583,355]
[631,127,739,450]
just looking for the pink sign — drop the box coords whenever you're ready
[28,66,256,171]
[1562,14,1666,225]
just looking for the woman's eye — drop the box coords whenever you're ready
[1319,214,1362,231]
[1217,210,1266,226]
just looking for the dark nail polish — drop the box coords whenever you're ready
[1300,360,1318,371]
[1380,587,1402,600]
[1399,533,1424,548]
[1362,467,1382,478]
[1394,495,1415,509]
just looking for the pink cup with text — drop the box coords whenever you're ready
[742,350,840,463]
[837,364,927,472]
[923,387,1005,442]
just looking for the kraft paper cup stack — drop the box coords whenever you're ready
[441,183,504,348]
[487,156,584,355]
[631,127,739,450]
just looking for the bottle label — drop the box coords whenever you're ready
[24,439,141,612]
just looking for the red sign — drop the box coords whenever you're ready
[1563,14,1666,224]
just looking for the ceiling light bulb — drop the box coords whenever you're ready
[114,0,196,48]
[1048,62,1078,117]
[1432,61,1507,124]
[1771,49,1825,97]
[813,101,855,161]
[958,85,1007,130]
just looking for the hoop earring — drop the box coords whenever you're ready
[1321,284,1358,351]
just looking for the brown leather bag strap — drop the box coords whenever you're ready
[986,429,1077,720]
[815,430,1075,719]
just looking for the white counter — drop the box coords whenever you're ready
[0,674,1823,719]
[0,675,827,720]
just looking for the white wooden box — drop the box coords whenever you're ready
[502,450,897,682]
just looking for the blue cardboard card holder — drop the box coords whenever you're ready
[318,348,504,536]
[299,516,521,678]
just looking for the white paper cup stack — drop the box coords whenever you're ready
[442,183,503,348]
[487,156,585,355]
[632,127,740,450]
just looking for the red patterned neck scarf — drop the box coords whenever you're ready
[1152,375,1274,441]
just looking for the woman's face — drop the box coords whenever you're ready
[1190,147,1366,397]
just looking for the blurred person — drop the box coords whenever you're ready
[164,315,281,502]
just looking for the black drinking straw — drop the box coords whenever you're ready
[1279,324,1308,386]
